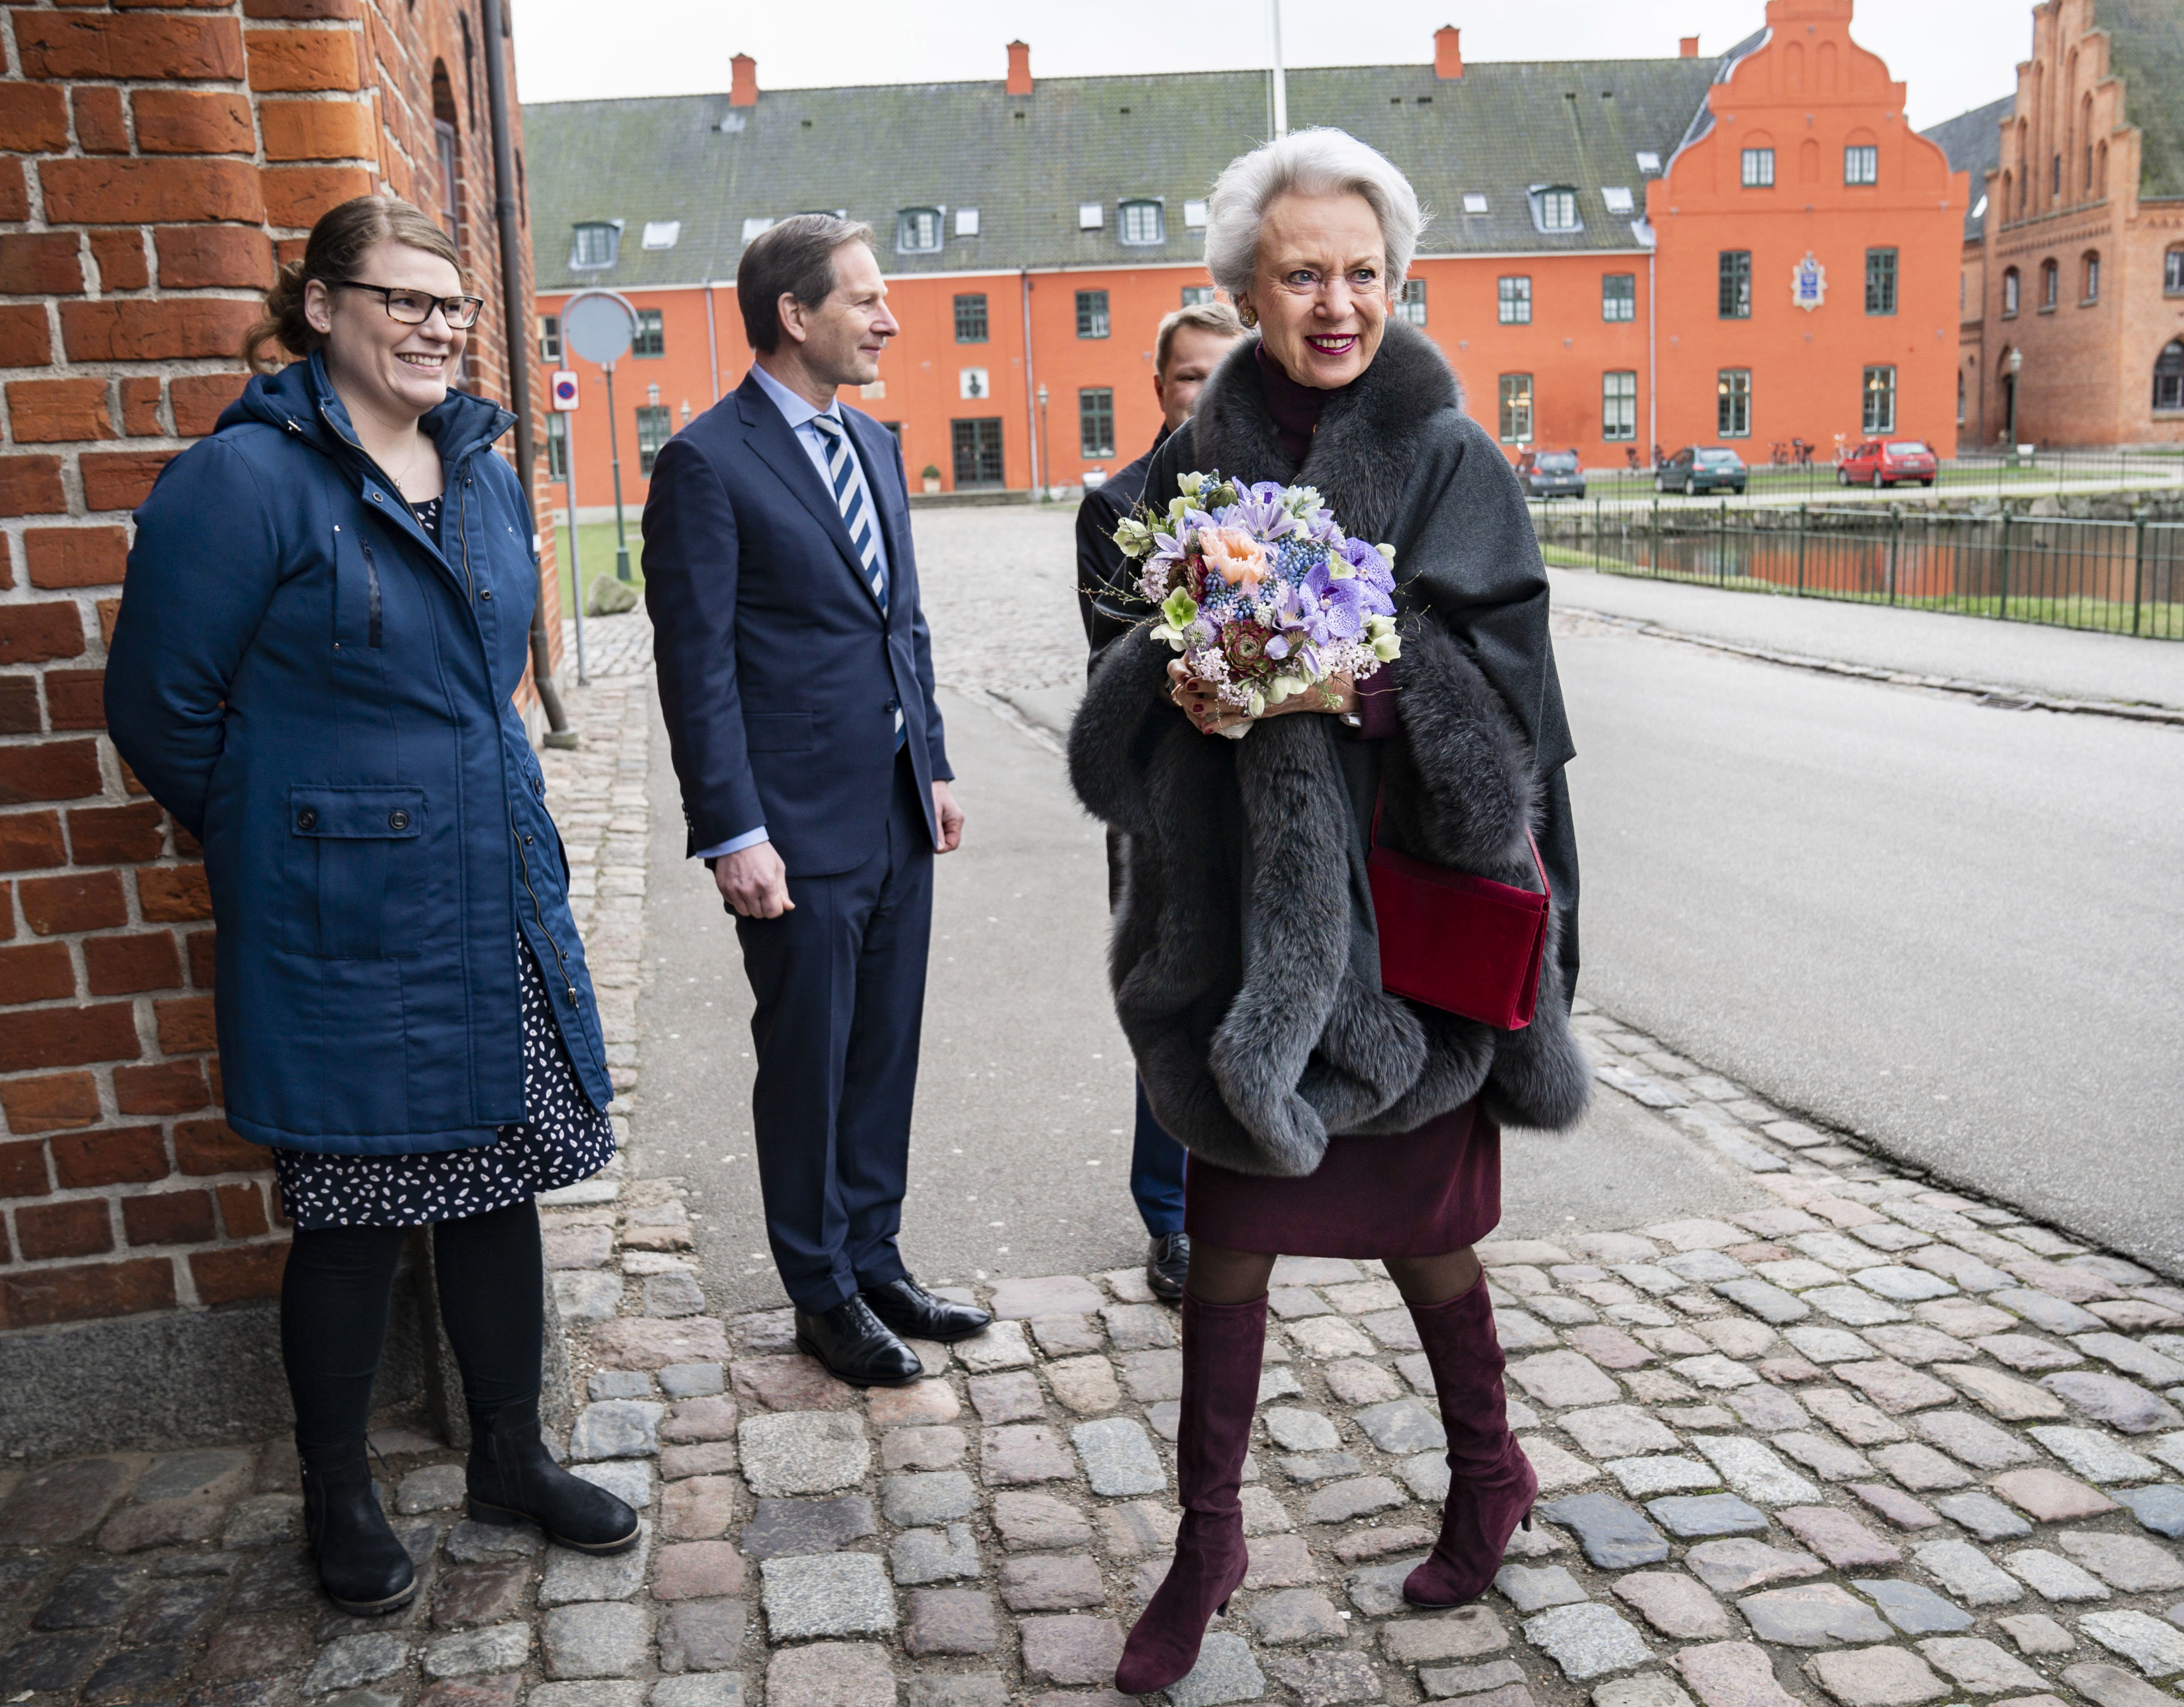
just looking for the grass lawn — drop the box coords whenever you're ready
[554,521,644,619]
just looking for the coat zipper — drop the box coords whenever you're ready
[512,828,578,1006]
[361,541,383,647]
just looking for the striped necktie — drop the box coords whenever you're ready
[808,413,888,615]
[808,412,903,746]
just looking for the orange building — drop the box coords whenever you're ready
[1925,0,2184,449]
[525,0,1963,515]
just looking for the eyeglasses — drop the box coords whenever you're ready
[334,281,485,330]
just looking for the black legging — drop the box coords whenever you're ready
[281,1198,544,1449]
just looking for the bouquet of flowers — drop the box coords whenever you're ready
[1112,472,1400,738]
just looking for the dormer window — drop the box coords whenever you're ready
[1531,186,1580,232]
[955,208,981,236]
[1078,203,1104,231]
[898,208,943,253]
[1635,151,1661,175]
[1183,200,1209,228]
[641,220,681,250]
[1119,199,1165,245]
[1462,193,1489,214]
[1602,186,1633,214]
[570,221,621,269]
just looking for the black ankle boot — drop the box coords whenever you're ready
[298,1438,416,1614]
[467,1392,640,1554]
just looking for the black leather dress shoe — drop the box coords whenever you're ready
[862,1276,993,1343]
[795,1296,924,1388]
[1146,1231,1191,1301]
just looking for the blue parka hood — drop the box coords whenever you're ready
[105,356,613,1155]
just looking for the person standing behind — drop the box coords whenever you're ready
[643,216,989,1387]
[1075,300,1246,1301]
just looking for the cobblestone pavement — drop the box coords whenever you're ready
[911,506,1086,699]
[6,599,2183,1707]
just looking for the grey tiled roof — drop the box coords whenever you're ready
[2097,0,2184,200]
[523,54,1729,294]
[1920,96,2011,240]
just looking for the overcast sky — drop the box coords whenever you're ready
[512,0,2031,132]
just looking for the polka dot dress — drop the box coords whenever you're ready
[274,940,616,1229]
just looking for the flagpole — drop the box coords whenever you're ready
[1270,0,1287,138]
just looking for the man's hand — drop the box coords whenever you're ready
[932,780,965,853]
[716,839,793,918]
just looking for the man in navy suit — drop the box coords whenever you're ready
[643,215,989,1385]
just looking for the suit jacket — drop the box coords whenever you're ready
[643,371,951,877]
[1073,428,1166,662]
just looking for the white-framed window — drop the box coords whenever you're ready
[570,221,620,269]
[1078,202,1104,230]
[1497,374,1533,444]
[1717,369,1751,437]
[1845,145,1879,186]
[2082,252,2099,302]
[1462,192,1489,214]
[1534,187,1579,232]
[1397,280,1426,326]
[897,208,943,252]
[539,315,561,363]
[1498,276,1532,325]
[1118,199,1164,245]
[1602,186,1633,214]
[641,220,680,250]
[1602,371,1637,441]
[1862,365,1897,434]
[1183,200,1209,228]
[1635,151,1662,175]
[955,207,980,236]
[1741,147,1775,187]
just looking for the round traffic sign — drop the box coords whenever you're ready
[551,372,579,410]
[563,293,634,364]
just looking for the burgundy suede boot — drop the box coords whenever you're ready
[1113,1292,1266,1695]
[1403,1273,1539,1608]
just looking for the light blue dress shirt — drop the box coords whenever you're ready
[694,363,895,861]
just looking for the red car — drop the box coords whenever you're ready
[1839,438,1938,488]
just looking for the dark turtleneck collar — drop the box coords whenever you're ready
[1254,339,1351,468]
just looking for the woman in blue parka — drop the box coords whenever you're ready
[106,197,637,1613]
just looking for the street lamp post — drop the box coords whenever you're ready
[2006,346,2024,469]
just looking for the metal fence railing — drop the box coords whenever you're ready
[1531,502,2184,640]
[1566,447,2184,506]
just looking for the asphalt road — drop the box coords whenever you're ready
[635,685,1764,1316]
[1558,611,2184,1275]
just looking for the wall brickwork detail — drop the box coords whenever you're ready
[0,0,559,1344]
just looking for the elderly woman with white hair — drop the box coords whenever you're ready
[1070,128,1591,1692]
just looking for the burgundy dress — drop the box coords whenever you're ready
[1179,346,1503,1259]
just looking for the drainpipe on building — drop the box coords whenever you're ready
[1646,247,1658,467]
[479,0,571,742]
[704,278,721,403]
[1021,270,1043,499]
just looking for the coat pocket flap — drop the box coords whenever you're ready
[744,712,815,753]
[289,785,427,838]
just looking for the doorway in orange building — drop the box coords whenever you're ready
[953,419,1006,489]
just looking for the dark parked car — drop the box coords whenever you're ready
[1838,438,1938,488]
[1516,448,1586,499]
[1656,446,1747,495]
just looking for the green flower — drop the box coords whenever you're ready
[1178,470,1208,501]
[1113,517,1155,558]
[1159,585,1199,632]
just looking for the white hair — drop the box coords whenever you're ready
[1203,127,1426,301]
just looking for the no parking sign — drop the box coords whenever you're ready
[550,371,579,411]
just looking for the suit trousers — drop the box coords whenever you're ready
[736,749,933,1313]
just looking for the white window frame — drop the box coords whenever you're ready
[570,221,621,270]
[897,208,943,253]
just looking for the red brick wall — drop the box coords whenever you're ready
[0,0,555,1340]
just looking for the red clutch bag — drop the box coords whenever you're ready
[1366,792,1550,1030]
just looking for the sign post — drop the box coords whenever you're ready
[561,292,640,587]
[550,369,586,684]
